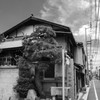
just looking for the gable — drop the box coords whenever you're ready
[2,16,70,37]
[7,25,33,39]
[0,16,76,47]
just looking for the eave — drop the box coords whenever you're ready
[74,63,84,69]
[0,16,76,46]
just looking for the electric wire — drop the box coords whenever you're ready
[92,0,97,58]
[95,0,98,40]
[97,0,100,53]
[94,0,100,57]
[93,0,100,68]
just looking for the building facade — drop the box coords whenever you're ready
[0,16,86,100]
[74,42,87,97]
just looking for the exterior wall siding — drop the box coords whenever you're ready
[9,25,33,38]
[17,25,33,36]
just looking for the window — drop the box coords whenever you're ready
[45,63,55,78]
[40,63,55,79]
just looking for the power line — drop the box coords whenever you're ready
[97,0,100,51]
[93,0,100,58]
[92,0,100,58]
[95,0,98,40]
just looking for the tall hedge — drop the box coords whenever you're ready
[14,25,62,98]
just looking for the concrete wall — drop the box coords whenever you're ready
[0,68,18,100]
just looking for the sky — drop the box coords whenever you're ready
[0,0,45,33]
[0,0,99,70]
[0,0,90,34]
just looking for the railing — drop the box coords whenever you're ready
[1,36,23,42]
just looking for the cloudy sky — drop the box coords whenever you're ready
[0,0,45,33]
[41,0,91,33]
[0,0,99,69]
[0,0,90,34]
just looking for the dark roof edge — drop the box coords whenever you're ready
[1,17,32,36]
[74,63,84,69]
[76,42,83,47]
[2,16,70,35]
[70,32,77,46]
[76,42,85,54]
[31,16,70,30]
[1,16,76,46]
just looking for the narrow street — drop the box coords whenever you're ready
[87,78,100,100]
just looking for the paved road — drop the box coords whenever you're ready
[87,78,100,100]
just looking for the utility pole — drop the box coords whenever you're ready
[85,28,89,85]
[62,49,65,100]
[85,28,89,70]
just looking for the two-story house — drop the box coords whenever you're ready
[0,16,77,100]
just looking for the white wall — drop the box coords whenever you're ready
[17,25,33,36]
[9,25,33,37]
[74,47,83,65]
[0,69,18,100]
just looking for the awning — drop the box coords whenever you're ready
[0,40,23,49]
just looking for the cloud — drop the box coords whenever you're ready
[40,0,100,68]
[40,0,90,33]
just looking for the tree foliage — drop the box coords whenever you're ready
[14,25,62,98]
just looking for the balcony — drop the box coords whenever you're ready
[0,39,23,49]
